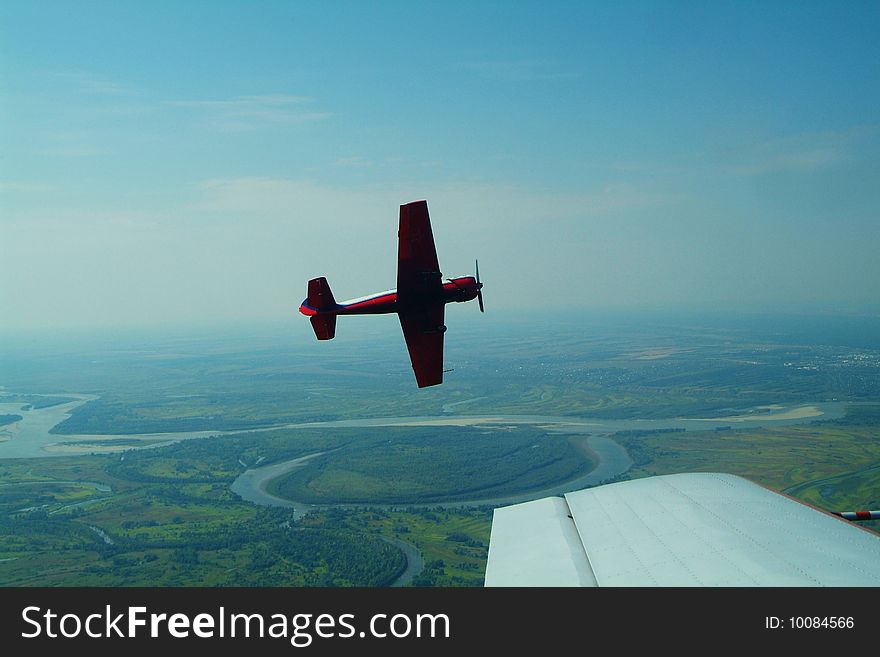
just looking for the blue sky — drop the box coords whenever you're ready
[2,1,879,329]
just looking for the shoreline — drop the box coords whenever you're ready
[0,392,848,460]
[229,434,634,519]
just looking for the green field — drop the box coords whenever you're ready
[4,314,871,438]
[2,314,879,585]
[615,404,880,533]
[4,408,877,586]
[0,423,581,586]
[268,426,594,504]
[0,453,407,586]
[0,415,23,428]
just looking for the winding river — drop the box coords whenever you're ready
[228,434,632,519]
[1,393,848,508]
[0,394,849,588]
[0,393,845,461]
[226,402,846,517]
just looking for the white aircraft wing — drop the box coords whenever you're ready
[485,472,880,586]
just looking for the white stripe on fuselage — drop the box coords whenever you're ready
[339,277,471,306]
[339,288,397,306]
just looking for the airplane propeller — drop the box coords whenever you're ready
[475,259,484,313]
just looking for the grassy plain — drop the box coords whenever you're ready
[0,451,408,586]
[2,313,873,436]
[2,312,879,585]
[0,423,567,586]
[269,426,593,504]
[616,404,880,533]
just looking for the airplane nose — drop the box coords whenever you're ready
[475,260,484,313]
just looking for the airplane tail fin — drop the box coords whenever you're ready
[307,277,337,310]
[310,314,336,340]
[306,277,338,340]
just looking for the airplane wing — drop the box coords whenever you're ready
[399,304,445,388]
[485,472,880,586]
[397,200,442,305]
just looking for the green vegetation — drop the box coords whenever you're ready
[102,428,356,483]
[16,315,874,437]
[51,396,284,435]
[303,507,492,586]
[2,314,879,585]
[54,438,171,449]
[615,404,880,534]
[269,426,593,504]
[0,424,580,586]
[0,415,22,428]
[819,403,880,426]
[0,395,77,409]
[0,450,405,586]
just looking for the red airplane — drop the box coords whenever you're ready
[299,200,484,388]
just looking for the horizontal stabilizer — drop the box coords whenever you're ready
[310,314,336,340]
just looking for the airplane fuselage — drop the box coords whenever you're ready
[299,275,480,317]
[299,200,483,386]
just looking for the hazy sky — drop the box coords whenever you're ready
[2,1,879,330]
